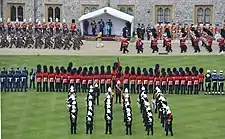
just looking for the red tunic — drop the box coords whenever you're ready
[154,77,160,86]
[100,74,106,84]
[167,77,174,85]
[55,74,61,83]
[152,39,158,47]
[129,75,136,84]
[62,23,67,29]
[136,75,142,85]
[42,23,47,29]
[36,73,42,83]
[49,22,54,29]
[15,23,20,28]
[49,73,55,83]
[121,39,128,47]
[81,75,87,84]
[166,38,172,46]
[180,38,186,46]
[87,75,93,85]
[112,71,117,81]
[94,74,100,84]
[149,76,154,85]
[62,74,68,83]
[70,23,76,31]
[7,23,13,28]
[193,76,199,85]
[174,76,180,85]
[219,38,225,47]
[142,75,149,85]
[199,74,204,83]
[55,22,60,29]
[123,74,130,84]
[180,76,186,85]
[28,23,33,28]
[161,77,167,86]
[187,76,193,86]
[68,75,75,84]
[75,74,81,84]
[42,72,49,82]
[105,74,112,84]
[21,23,27,28]
[35,24,41,29]
[208,37,213,46]
[116,77,123,84]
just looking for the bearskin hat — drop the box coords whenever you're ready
[125,66,129,74]
[179,67,183,73]
[143,68,147,73]
[60,66,65,73]
[199,68,204,74]
[107,65,111,70]
[172,67,177,73]
[152,32,158,39]
[161,68,165,73]
[155,64,160,69]
[55,66,59,71]
[78,66,82,72]
[162,71,166,77]
[119,66,122,72]
[89,66,93,72]
[143,70,148,76]
[71,69,75,75]
[37,64,41,70]
[167,68,171,73]
[137,67,141,75]
[67,66,71,73]
[191,66,196,73]
[82,69,86,75]
[149,68,153,73]
[43,65,47,72]
[194,30,200,37]
[68,62,73,68]
[149,70,153,76]
[73,68,77,73]
[131,67,135,74]
[49,66,54,73]
[195,71,198,76]
[176,71,179,76]
[55,69,60,74]
[83,67,88,72]
[185,67,190,72]
[100,66,105,73]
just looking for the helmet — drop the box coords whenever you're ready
[108,87,112,92]
[63,19,66,23]
[141,86,145,91]
[23,19,26,22]
[124,88,128,93]
[207,70,210,73]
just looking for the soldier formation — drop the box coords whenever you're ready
[0,18,83,50]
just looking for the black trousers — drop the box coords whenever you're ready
[82,84,87,93]
[124,84,129,91]
[71,123,77,134]
[219,46,225,53]
[180,45,187,53]
[199,82,204,91]
[63,83,68,92]
[137,47,143,53]
[86,124,93,134]
[122,46,129,54]
[106,84,111,91]
[161,85,166,94]
[96,95,99,105]
[116,92,121,104]
[149,85,154,94]
[212,82,217,93]
[37,82,42,92]
[105,121,112,134]
[218,82,224,93]
[194,45,201,52]
[143,84,148,94]
[100,84,105,93]
[126,125,132,135]
[137,84,141,94]
[194,85,199,95]
[30,79,35,89]
[187,85,193,94]
[165,124,173,136]
[49,82,54,92]
[76,83,81,92]
[174,85,180,94]
[205,82,211,93]
[147,125,153,135]
[130,84,136,94]
[180,85,186,94]
[168,85,173,94]
[152,46,158,53]
[55,82,61,92]
[43,82,48,92]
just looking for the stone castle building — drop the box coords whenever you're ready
[1,0,225,27]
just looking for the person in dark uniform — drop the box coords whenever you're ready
[83,20,89,35]
[70,109,77,134]
[55,68,61,92]
[165,110,173,136]
[91,20,97,36]
[36,65,42,92]
[1,66,8,92]
[205,70,211,95]
[115,74,122,104]
[81,67,88,93]
[218,70,224,95]
[125,110,132,135]
[14,67,21,92]
[94,83,100,105]
[98,19,105,35]
[100,66,106,93]
[42,65,49,92]
[129,67,136,94]
[105,109,113,134]
[141,24,145,40]
[106,19,113,36]
[86,112,93,134]
[146,24,151,40]
[7,67,14,92]
[21,68,28,92]
[29,69,35,89]
[146,115,154,135]
[211,70,218,95]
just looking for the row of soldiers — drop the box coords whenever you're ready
[137,23,225,40]
[138,86,154,135]
[153,87,174,136]
[0,66,29,92]
[0,18,77,35]
[0,29,83,50]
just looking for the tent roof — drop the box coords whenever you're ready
[78,7,134,23]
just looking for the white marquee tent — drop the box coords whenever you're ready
[78,7,134,36]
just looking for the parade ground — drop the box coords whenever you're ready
[1,43,225,139]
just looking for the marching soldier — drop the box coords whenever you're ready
[49,17,54,36]
[36,65,42,92]
[105,109,113,134]
[21,19,27,32]
[42,65,49,92]
[14,68,21,92]
[28,18,33,32]
[71,20,77,35]
[121,38,129,54]
[42,18,47,33]
[151,32,159,53]
[0,18,4,33]
[146,115,154,135]
[49,66,55,92]
[136,38,143,54]
[55,18,60,33]
[7,67,14,92]
[218,70,224,95]
[14,18,20,32]
[0,66,8,92]
[115,76,123,104]
[165,110,173,136]
[62,19,68,34]
[7,18,13,33]
[70,109,77,134]
[21,67,28,92]
[205,70,211,95]
[94,83,100,105]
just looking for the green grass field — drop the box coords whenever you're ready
[1,55,225,139]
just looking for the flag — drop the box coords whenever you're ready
[117,57,120,68]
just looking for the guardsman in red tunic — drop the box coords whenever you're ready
[142,71,149,93]
[35,19,40,33]
[180,31,187,53]
[100,66,106,93]
[81,70,87,93]
[93,67,100,85]
[151,32,158,53]
[75,70,81,92]
[70,20,77,35]
[218,34,225,53]
[167,72,174,94]
[0,18,4,33]
[42,18,47,32]
[7,18,13,33]
[62,19,68,34]
[48,66,55,92]
[105,67,112,90]
[115,72,123,104]
[154,72,160,89]
[148,69,154,94]
[198,68,204,91]
[136,67,142,94]
[21,19,27,32]
[55,18,60,33]
[62,69,69,92]
[174,72,180,94]
[14,18,20,32]
[186,71,193,95]
[68,70,75,88]
[123,67,130,92]
[49,17,54,36]
[129,67,136,94]
[42,65,49,92]
[193,71,199,95]
[55,69,61,92]
[28,18,33,32]
[136,38,143,53]
[121,38,129,54]
[161,72,167,94]
[180,71,186,94]
[165,30,172,53]
[87,70,93,89]
[36,69,43,92]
